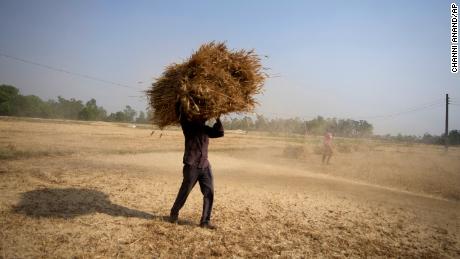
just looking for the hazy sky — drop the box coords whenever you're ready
[0,0,458,135]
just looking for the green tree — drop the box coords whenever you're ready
[78,99,107,121]
[356,120,373,137]
[255,114,268,131]
[107,111,126,122]
[135,111,148,123]
[448,130,460,145]
[10,94,51,117]
[241,116,254,130]
[48,96,84,119]
[123,105,137,122]
[306,116,327,135]
[0,84,20,115]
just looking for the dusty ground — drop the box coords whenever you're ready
[0,116,459,258]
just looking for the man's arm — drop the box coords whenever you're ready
[205,117,224,138]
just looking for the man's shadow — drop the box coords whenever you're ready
[12,188,155,219]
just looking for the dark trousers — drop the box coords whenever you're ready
[170,164,214,223]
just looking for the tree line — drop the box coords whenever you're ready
[1,84,459,145]
[222,115,459,145]
[0,84,149,123]
[373,131,460,146]
[222,115,374,138]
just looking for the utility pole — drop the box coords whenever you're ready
[445,93,449,150]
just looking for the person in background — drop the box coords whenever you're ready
[322,132,333,164]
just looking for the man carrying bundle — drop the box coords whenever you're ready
[146,42,265,228]
[169,106,224,229]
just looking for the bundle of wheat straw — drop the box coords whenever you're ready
[146,42,265,129]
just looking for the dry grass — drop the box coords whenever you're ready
[147,42,265,128]
[274,139,460,201]
[0,117,459,258]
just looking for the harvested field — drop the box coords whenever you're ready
[0,117,459,258]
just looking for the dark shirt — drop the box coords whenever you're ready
[181,117,224,168]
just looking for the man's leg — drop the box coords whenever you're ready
[198,167,214,225]
[170,165,198,220]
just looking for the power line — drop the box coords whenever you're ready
[356,99,444,120]
[0,51,145,91]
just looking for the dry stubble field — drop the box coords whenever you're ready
[0,116,459,258]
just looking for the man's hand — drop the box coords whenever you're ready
[207,116,224,138]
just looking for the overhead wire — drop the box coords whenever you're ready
[355,99,444,120]
[0,51,145,91]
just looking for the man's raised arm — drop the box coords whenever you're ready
[206,118,224,138]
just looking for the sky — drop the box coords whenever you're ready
[0,0,458,135]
